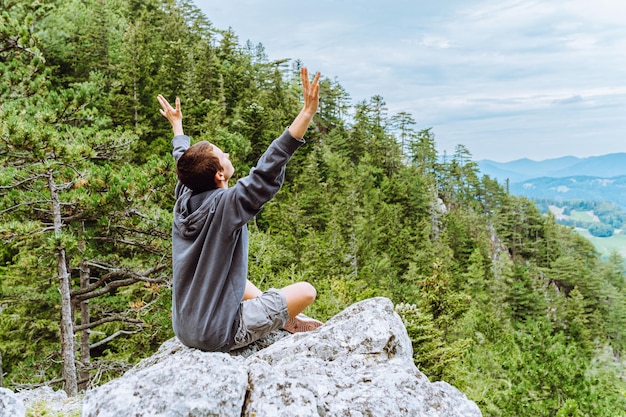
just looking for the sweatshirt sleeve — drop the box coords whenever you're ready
[172,135,190,162]
[172,135,191,198]
[220,129,304,232]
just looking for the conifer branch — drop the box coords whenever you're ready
[74,315,143,332]
[71,261,168,300]
[89,328,144,350]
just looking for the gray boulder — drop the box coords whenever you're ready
[0,387,26,417]
[81,341,247,417]
[15,386,82,415]
[82,297,482,417]
[244,297,481,417]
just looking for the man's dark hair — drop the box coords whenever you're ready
[176,141,222,192]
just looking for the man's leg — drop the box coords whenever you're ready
[280,282,322,333]
[231,289,290,350]
[280,282,317,318]
[239,280,321,336]
[244,280,316,318]
[243,280,263,300]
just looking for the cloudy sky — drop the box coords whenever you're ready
[195,0,626,162]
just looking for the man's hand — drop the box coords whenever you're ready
[157,94,184,136]
[301,67,320,118]
[288,67,321,139]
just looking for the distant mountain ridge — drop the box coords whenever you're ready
[507,176,626,209]
[476,153,626,210]
[478,153,626,183]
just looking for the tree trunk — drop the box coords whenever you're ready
[78,262,91,390]
[48,172,78,396]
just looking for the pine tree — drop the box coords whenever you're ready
[1,16,172,388]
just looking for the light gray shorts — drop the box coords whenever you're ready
[231,288,290,350]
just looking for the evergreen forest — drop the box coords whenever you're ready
[1,1,625,415]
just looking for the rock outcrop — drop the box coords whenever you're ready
[82,297,482,417]
[14,386,82,416]
[0,387,26,417]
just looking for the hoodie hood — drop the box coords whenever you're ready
[173,187,222,239]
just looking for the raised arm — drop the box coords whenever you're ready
[157,94,184,137]
[157,94,188,162]
[288,68,320,139]
[218,68,320,230]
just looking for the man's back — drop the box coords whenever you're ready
[157,67,322,352]
[170,131,304,352]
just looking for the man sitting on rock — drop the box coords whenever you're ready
[157,67,323,352]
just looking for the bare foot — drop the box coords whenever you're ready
[283,314,323,333]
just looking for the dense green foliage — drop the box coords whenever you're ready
[1,0,624,414]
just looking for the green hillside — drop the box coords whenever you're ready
[1,1,624,416]
[539,199,626,258]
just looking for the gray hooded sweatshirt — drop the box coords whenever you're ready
[171,129,304,352]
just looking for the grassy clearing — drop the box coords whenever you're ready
[576,228,626,259]
[569,210,600,223]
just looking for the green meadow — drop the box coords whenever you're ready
[576,228,626,259]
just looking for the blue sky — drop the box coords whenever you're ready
[195,0,626,162]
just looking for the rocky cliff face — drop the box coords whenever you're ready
[0,388,25,416]
[4,297,482,417]
[82,297,481,417]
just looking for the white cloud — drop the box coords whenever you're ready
[419,36,452,49]
[195,0,626,161]
[567,0,626,25]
